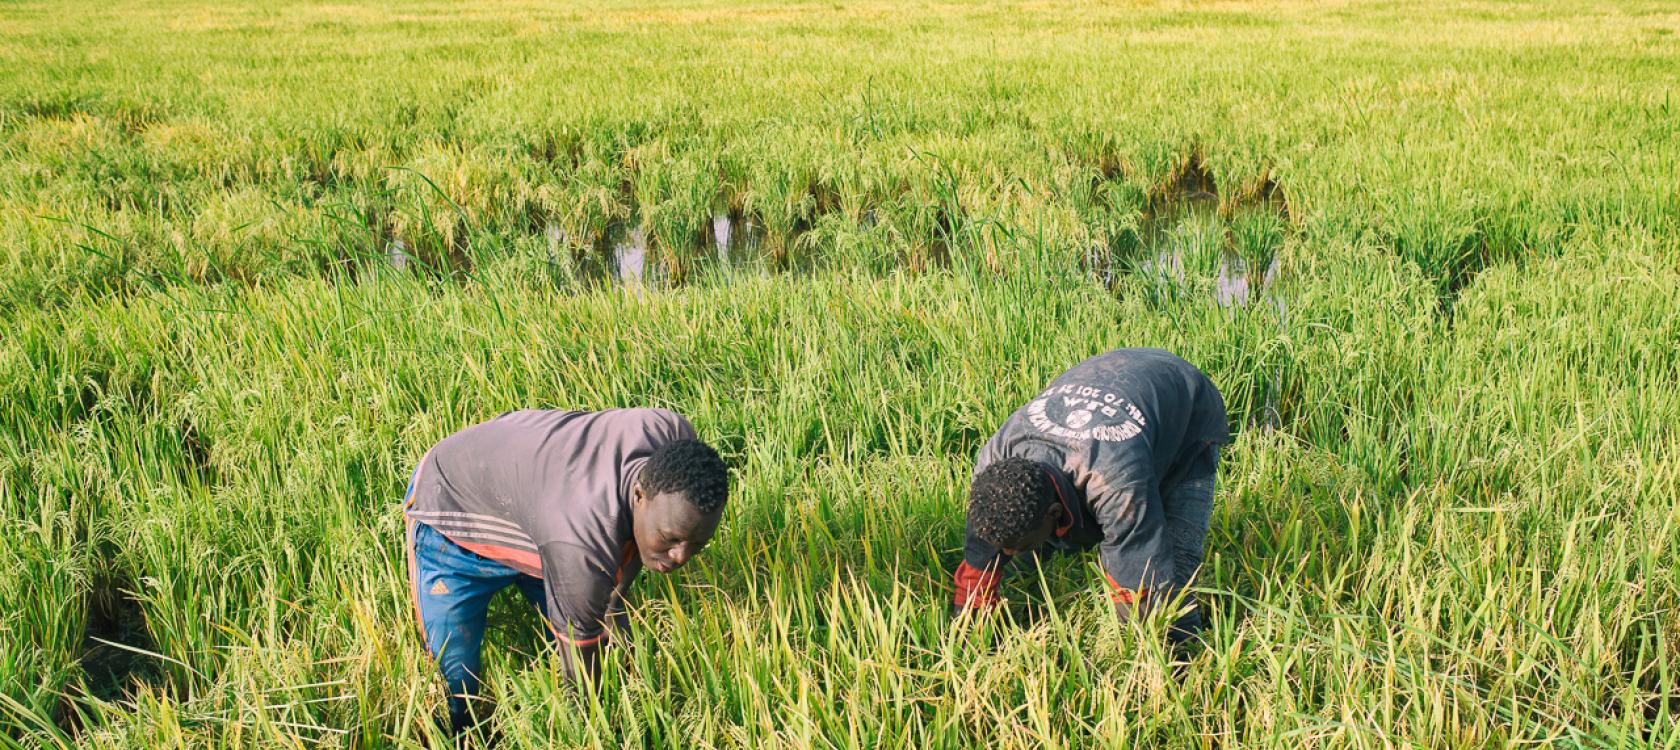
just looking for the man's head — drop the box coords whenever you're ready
[631,438,729,573]
[968,457,1061,556]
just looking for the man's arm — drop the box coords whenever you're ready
[538,543,621,684]
[1090,478,1172,623]
[952,528,1010,616]
[604,554,643,641]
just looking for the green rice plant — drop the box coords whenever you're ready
[0,489,88,741]
[627,139,719,282]
[740,149,820,267]
[2,0,1678,746]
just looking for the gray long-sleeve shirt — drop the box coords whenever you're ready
[957,348,1228,605]
[405,408,695,650]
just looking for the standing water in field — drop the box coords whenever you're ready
[1214,253,1285,312]
[712,213,731,256]
[387,240,411,270]
[565,221,656,288]
[1214,254,1251,307]
[545,223,564,266]
[564,211,788,289]
[1097,165,1291,428]
[613,227,649,285]
[1111,173,1288,314]
[711,210,767,270]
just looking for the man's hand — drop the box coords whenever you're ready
[1110,588,1205,654]
[953,561,1004,614]
[949,600,996,621]
[556,637,604,686]
[1166,603,1204,650]
[575,640,603,682]
[1111,597,1137,625]
[1106,580,1147,624]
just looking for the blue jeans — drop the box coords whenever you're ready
[405,514,549,731]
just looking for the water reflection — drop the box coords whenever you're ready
[1098,186,1286,312]
[387,240,410,270]
[614,227,648,284]
[711,211,765,268]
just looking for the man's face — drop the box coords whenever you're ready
[995,506,1061,557]
[631,485,722,573]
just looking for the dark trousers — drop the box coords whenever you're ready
[1159,454,1217,639]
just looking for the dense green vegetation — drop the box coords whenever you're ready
[2,0,1677,746]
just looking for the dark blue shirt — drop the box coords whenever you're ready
[955,348,1228,607]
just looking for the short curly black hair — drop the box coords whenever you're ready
[968,457,1055,547]
[640,439,729,515]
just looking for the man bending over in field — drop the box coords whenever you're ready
[952,348,1227,642]
[402,408,729,733]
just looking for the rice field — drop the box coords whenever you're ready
[2,0,1678,746]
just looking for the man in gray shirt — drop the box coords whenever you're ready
[952,349,1228,642]
[402,408,729,733]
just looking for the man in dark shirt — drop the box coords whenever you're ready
[952,349,1228,641]
[402,408,729,733]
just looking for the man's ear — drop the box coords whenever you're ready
[1044,501,1063,525]
[631,482,646,508]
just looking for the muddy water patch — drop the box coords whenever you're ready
[711,210,770,269]
[1098,161,1291,313]
[1133,246,1283,313]
[540,208,813,291]
[696,208,816,278]
[541,221,654,288]
[1092,160,1294,429]
[386,240,411,270]
[612,226,651,285]
[1215,254,1283,311]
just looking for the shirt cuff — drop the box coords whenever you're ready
[953,560,1003,609]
